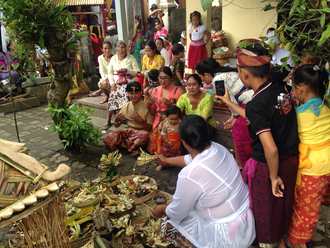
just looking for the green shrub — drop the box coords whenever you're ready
[45,102,101,151]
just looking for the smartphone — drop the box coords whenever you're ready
[215,80,225,96]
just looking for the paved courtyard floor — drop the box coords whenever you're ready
[0,102,329,247]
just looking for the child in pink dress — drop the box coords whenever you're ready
[187,11,211,73]
[153,19,168,40]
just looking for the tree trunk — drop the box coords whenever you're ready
[44,32,71,141]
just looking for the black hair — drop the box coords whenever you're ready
[190,11,202,26]
[135,14,142,30]
[155,37,164,49]
[239,43,270,78]
[159,66,173,77]
[172,43,184,56]
[179,115,210,152]
[126,81,142,92]
[101,41,112,49]
[145,41,161,55]
[154,19,161,27]
[196,57,237,76]
[6,42,11,51]
[267,27,275,34]
[187,74,203,86]
[166,105,181,117]
[292,64,329,98]
[92,14,98,20]
[148,69,159,81]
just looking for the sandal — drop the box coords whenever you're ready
[102,123,111,130]
[100,98,108,104]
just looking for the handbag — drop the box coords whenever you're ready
[116,73,127,85]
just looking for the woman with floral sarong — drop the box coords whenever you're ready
[286,64,330,248]
[103,82,154,156]
[146,67,184,154]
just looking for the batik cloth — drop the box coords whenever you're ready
[287,173,330,244]
[103,128,149,151]
[242,155,299,248]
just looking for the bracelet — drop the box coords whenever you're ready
[180,80,185,84]
[114,120,121,125]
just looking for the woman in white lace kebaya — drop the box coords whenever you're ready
[152,115,256,248]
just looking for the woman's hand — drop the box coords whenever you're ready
[271,175,284,197]
[167,141,173,147]
[111,83,117,92]
[117,68,127,73]
[151,205,167,218]
[216,88,231,105]
[152,152,168,164]
[223,114,236,130]
[135,71,141,77]
[162,97,174,107]
[146,96,156,109]
[143,82,147,91]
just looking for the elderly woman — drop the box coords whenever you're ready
[155,37,170,66]
[141,41,165,90]
[102,40,140,130]
[152,115,256,248]
[176,74,216,136]
[146,67,184,154]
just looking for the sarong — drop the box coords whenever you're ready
[242,155,299,248]
[132,40,142,71]
[157,131,182,166]
[231,105,253,166]
[161,217,197,248]
[108,83,129,111]
[147,126,159,154]
[287,173,330,244]
[103,128,149,151]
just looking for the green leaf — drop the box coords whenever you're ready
[201,0,213,11]
[74,31,89,39]
[322,0,328,9]
[321,13,326,28]
[13,63,20,71]
[235,41,252,48]
[321,8,330,13]
[317,23,330,46]
[285,65,291,72]
[38,36,44,48]
[261,3,275,11]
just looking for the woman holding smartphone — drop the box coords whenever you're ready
[196,58,254,169]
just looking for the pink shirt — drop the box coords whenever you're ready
[154,28,168,40]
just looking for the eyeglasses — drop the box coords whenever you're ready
[159,77,170,81]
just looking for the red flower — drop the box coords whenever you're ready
[196,30,198,32]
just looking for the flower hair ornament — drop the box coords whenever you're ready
[313,65,320,71]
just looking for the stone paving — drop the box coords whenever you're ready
[0,102,330,247]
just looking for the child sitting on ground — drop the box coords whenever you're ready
[156,105,182,171]
[170,43,186,89]
[144,69,160,101]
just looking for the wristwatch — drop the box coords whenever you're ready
[180,80,185,84]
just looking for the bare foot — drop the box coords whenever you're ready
[156,164,163,172]
[131,150,140,157]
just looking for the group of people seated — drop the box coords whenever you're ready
[100,35,330,248]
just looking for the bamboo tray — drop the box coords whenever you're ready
[110,176,158,204]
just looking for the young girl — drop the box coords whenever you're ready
[153,19,167,40]
[156,105,182,171]
[132,14,144,70]
[144,69,160,101]
[286,64,330,248]
[187,11,211,73]
[155,37,170,66]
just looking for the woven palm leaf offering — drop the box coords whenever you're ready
[120,216,171,247]
[133,148,154,171]
[111,176,158,204]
